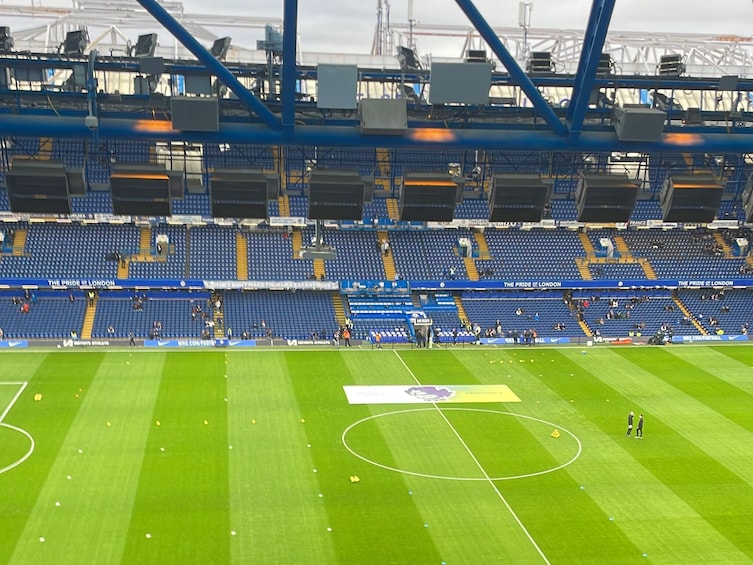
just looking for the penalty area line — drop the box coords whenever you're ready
[391,350,551,565]
[0,381,29,423]
[0,381,35,476]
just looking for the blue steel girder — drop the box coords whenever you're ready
[281,0,298,133]
[566,0,616,134]
[134,0,281,130]
[453,0,568,137]
[3,114,753,153]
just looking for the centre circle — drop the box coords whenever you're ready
[342,407,581,481]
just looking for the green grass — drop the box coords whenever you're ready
[1,345,753,564]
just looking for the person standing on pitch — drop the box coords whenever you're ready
[636,414,644,438]
[626,411,634,437]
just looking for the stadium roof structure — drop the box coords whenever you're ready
[0,0,752,153]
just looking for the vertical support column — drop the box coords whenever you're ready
[281,0,299,135]
[566,0,616,134]
[453,0,567,136]
[135,0,281,130]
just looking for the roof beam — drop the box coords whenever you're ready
[567,0,616,134]
[281,0,298,134]
[134,0,281,130]
[453,0,568,137]
[1,114,750,153]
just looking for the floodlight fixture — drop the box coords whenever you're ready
[63,30,88,56]
[397,46,421,72]
[466,49,487,63]
[0,26,14,54]
[211,37,232,61]
[526,51,553,74]
[658,53,685,77]
[134,33,158,57]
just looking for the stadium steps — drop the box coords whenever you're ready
[454,296,469,324]
[713,232,733,257]
[139,227,151,253]
[614,236,632,258]
[682,153,693,167]
[292,229,302,258]
[39,137,53,159]
[578,318,593,337]
[386,199,400,221]
[463,256,479,281]
[578,232,596,255]
[638,258,657,279]
[214,298,224,338]
[129,227,169,264]
[332,292,346,327]
[81,295,98,339]
[472,231,492,259]
[377,230,396,279]
[11,229,28,256]
[575,257,593,280]
[236,233,249,280]
[672,292,709,335]
[278,194,290,216]
[376,148,391,177]
[313,258,325,279]
[117,257,129,278]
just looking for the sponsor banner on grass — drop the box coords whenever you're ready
[60,339,114,347]
[481,337,571,345]
[222,339,257,347]
[343,384,521,404]
[286,339,332,346]
[677,334,748,342]
[144,339,217,347]
[0,340,28,348]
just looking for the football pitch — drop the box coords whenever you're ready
[1,345,753,564]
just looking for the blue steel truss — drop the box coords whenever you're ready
[0,0,751,155]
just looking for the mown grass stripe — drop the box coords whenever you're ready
[288,351,442,565]
[666,345,753,397]
[618,347,753,434]
[466,347,746,562]
[225,351,337,564]
[4,352,111,565]
[121,351,230,565]
[559,347,753,561]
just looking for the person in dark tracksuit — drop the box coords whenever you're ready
[635,414,644,438]
[626,411,634,437]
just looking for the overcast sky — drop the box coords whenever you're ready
[6,0,753,57]
[174,0,753,55]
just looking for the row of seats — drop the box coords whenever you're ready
[2,288,751,339]
[3,222,753,281]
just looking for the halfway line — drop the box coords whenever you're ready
[392,350,551,565]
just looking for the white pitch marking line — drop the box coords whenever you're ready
[0,381,29,422]
[0,381,35,476]
[392,350,551,565]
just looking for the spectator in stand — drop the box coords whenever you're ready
[342,327,352,347]
[107,325,115,336]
